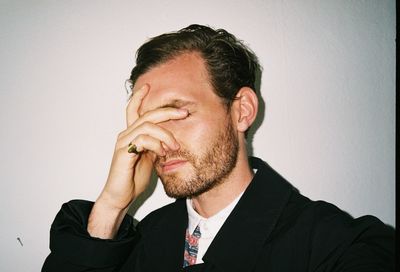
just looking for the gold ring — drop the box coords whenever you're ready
[128,142,140,154]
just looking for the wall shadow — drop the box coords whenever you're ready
[127,170,159,225]
[247,66,265,156]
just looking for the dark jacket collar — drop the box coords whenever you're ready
[202,157,293,271]
[142,157,294,272]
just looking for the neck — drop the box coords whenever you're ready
[191,150,253,218]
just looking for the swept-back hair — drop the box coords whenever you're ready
[129,24,261,107]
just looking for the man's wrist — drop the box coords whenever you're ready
[88,197,129,239]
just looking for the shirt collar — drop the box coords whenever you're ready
[186,191,244,238]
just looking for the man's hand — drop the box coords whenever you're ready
[87,84,188,239]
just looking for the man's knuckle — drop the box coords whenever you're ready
[136,134,147,143]
[142,121,152,128]
[117,131,125,139]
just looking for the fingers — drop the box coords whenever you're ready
[123,107,188,138]
[123,83,189,158]
[125,83,188,128]
[126,84,149,127]
[118,122,180,154]
[126,134,166,157]
[138,107,188,126]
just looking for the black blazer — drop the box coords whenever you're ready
[42,157,394,272]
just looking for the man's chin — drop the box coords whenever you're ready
[161,181,190,199]
[158,173,198,199]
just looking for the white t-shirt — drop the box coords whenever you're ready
[186,191,244,264]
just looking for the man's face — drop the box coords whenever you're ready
[135,52,239,198]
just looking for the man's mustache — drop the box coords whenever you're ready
[154,149,193,165]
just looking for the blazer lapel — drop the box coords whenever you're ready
[202,157,294,272]
[142,199,188,271]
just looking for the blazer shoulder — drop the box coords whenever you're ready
[284,193,388,233]
[299,200,395,270]
[137,199,186,233]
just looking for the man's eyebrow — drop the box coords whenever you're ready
[156,99,196,109]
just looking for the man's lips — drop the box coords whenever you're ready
[160,159,187,172]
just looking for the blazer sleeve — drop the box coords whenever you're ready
[42,200,139,272]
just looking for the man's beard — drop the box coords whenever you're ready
[154,118,239,199]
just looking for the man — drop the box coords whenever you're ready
[42,25,394,272]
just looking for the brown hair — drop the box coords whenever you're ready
[128,24,261,107]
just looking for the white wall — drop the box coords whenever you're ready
[0,1,395,271]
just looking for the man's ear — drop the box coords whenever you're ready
[232,87,258,133]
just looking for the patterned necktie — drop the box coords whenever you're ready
[183,224,201,267]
